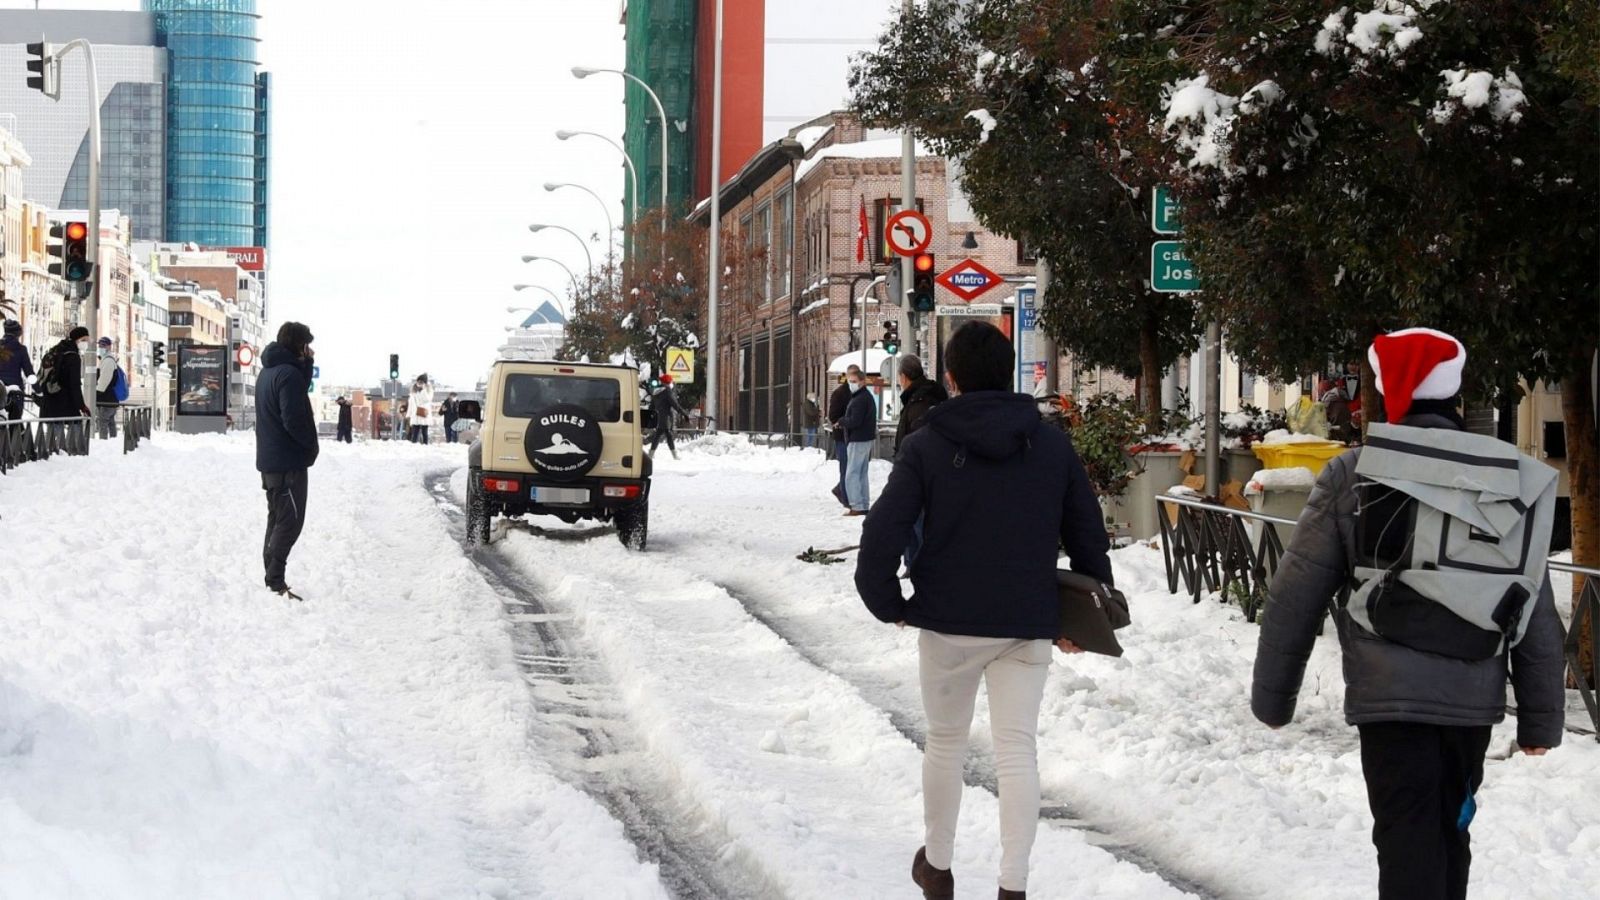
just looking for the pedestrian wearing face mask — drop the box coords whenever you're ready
[94,337,127,440]
[840,368,877,516]
[36,326,91,422]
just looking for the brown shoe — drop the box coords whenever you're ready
[912,847,953,899]
[998,889,1026,900]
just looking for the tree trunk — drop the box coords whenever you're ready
[1359,355,1382,438]
[1562,347,1597,688]
[1139,314,1162,432]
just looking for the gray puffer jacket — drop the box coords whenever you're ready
[1251,415,1566,749]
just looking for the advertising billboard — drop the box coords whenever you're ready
[176,344,229,416]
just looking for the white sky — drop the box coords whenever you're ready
[5,0,627,389]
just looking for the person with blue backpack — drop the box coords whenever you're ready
[94,336,129,439]
[1252,327,1565,900]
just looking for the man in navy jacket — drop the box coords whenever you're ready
[855,321,1110,899]
[255,322,319,599]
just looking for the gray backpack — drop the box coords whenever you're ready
[1348,423,1558,660]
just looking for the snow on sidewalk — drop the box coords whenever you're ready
[632,435,1600,900]
[0,434,668,900]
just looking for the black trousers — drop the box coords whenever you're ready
[409,425,429,444]
[1358,722,1493,900]
[262,469,308,590]
[443,420,458,443]
[336,425,352,443]
[3,391,22,422]
[649,425,676,454]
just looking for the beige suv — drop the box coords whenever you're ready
[465,360,651,549]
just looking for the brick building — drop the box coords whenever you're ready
[692,112,1039,433]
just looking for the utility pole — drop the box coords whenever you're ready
[1204,320,1222,493]
[1036,257,1059,395]
[900,0,917,359]
[705,0,724,432]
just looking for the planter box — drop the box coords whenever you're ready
[1103,450,1189,541]
[1227,448,1263,485]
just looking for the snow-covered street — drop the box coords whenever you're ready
[2,433,1596,899]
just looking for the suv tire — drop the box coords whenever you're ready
[465,467,493,546]
[615,499,648,551]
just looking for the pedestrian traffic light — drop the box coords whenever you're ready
[911,253,936,312]
[389,354,400,380]
[25,41,57,98]
[49,221,92,282]
[883,321,900,355]
[151,341,166,368]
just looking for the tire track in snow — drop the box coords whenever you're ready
[427,472,775,900]
[694,574,1223,900]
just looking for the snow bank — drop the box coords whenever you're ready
[0,434,666,899]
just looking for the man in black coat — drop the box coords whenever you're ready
[335,397,354,443]
[893,354,947,454]
[826,365,859,507]
[649,375,690,459]
[855,322,1110,898]
[440,393,460,444]
[255,322,320,599]
[36,326,91,421]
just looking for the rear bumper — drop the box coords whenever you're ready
[478,469,648,517]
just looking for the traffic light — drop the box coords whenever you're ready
[911,253,936,312]
[151,341,166,368]
[25,41,57,98]
[883,321,900,355]
[389,354,400,380]
[49,221,92,282]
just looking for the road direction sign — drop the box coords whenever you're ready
[935,257,1002,302]
[665,346,696,384]
[1152,185,1181,235]
[885,209,932,257]
[1151,241,1199,293]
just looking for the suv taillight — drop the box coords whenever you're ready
[603,484,641,499]
[483,477,521,493]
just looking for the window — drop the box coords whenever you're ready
[501,374,622,422]
[775,191,793,299]
[754,203,772,303]
[1016,235,1039,265]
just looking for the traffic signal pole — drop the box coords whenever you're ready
[36,39,102,415]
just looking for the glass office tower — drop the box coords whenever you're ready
[144,0,267,248]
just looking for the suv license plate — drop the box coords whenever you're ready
[532,486,590,505]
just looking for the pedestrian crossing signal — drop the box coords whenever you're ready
[883,321,900,355]
[389,353,399,380]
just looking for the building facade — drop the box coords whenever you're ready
[0,5,269,249]
[0,12,167,242]
[145,0,270,248]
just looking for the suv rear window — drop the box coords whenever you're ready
[501,374,623,422]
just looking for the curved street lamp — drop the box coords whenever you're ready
[510,285,569,319]
[543,182,614,256]
[555,130,639,228]
[520,255,579,295]
[528,223,593,274]
[571,66,668,233]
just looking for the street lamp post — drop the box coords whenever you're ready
[512,284,568,320]
[528,224,593,275]
[543,182,615,268]
[556,130,638,228]
[572,66,668,235]
[520,255,580,296]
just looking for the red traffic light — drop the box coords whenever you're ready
[65,222,88,241]
[914,253,935,272]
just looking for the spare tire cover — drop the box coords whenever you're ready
[524,403,603,482]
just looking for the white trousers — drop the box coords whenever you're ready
[919,629,1051,892]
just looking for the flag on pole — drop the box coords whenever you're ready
[856,196,868,263]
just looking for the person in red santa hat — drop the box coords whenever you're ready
[648,372,690,460]
[1252,327,1565,900]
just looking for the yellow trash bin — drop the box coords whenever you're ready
[1252,441,1348,475]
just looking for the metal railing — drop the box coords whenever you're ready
[120,405,153,454]
[0,415,91,474]
[1155,492,1600,740]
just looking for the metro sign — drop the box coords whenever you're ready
[935,257,1002,303]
